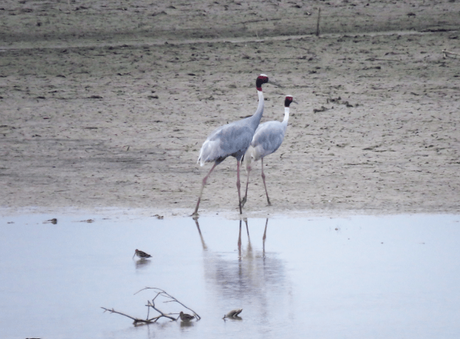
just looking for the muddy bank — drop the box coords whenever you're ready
[1,0,459,217]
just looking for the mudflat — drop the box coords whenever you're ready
[1,0,459,217]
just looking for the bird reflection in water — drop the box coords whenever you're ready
[262,218,268,259]
[192,217,286,320]
[237,218,252,260]
[223,308,243,321]
[179,320,194,328]
[134,258,151,269]
[193,217,208,251]
[193,217,269,259]
[238,218,269,260]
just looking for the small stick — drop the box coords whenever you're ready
[443,49,460,58]
[316,8,321,37]
[102,287,200,326]
[146,299,176,322]
[101,307,158,325]
[136,287,201,320]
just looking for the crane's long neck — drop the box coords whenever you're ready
[282,106,290,126]
[250,89,264,128]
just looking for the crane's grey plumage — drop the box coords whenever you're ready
[198,120,258,166]
[192,74,270,216]
[242,95,295,206]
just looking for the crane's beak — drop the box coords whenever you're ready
[268,78,283,88]
[292,99,299,104]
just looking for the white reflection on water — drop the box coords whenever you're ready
[0,213,460,339]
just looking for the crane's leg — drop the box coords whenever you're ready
[241,164,251,208]
[236,159,243,214]
[260,158,272,206]
[192,162,218,216]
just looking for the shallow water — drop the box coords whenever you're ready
[1,213,460,339]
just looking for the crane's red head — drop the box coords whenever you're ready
[256,74,269,91]
[285,95,294,107]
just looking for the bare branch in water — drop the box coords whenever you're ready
[146,298,176,321]
[136,287,201,320]
[102,287,201,326]
[100,307,161,326]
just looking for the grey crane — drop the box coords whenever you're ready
[242,95,296,206]
[192,74,271,216]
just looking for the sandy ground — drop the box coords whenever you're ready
[1,0,459,218]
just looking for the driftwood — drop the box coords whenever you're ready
[101,287,200,326]
[100,307,157,326]
[443,49,460,59]
[316,8,321,37]
[135,287,201,320]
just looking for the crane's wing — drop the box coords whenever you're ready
[198,120,255,166]
[251,121,286,160]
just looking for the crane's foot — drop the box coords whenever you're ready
[190,209,200,218]
[240,196,247,208]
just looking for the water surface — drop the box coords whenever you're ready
[1,213,459,338]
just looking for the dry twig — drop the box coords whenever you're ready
[136,287,201,320]
[100,307,159,326]
[443,49,460,59]
[316,8,321,37]
[101,287,200,326]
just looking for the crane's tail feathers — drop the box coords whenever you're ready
[198,139,221,167]
[197,145,207,167]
